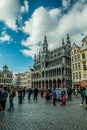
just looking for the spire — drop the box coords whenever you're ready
[62,38,64,46]
[34,54,36,62]
[67,33,70,40]
[66,33,71,47]
[42,32,48,52]
[44,31,47,46]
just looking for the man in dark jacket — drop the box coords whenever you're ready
[33,87,39,101]
[28,88,32,100]
[1,87,8,111]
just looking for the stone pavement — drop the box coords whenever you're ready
[0,94,87,130]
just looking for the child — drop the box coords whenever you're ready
[61,89,66,106]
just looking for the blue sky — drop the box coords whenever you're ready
[0,0,87,73]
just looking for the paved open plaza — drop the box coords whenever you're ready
[0,94,87,130]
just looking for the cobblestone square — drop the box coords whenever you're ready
[0,94,87,130]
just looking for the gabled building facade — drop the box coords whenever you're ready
[80,35,87,87]
[71,34,87,89]
[0,65,13,87]
[14,67,32,89]
[32,34,72,89]
[71,43,82,88]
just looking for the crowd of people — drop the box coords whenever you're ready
[0,86,87,112]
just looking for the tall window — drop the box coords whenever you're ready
[73,64,74,70]
[74,49,76,53]
[72,56,73,62]
[73,73,75,80]
[82,53,85,59]
[75,55,77,61]
[78,63,80,69]
[79,72,81,79]
[76,72,78,79]
[77,54,80,60]
[83,62,86,70]
[75,63,77,70]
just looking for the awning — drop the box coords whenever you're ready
[81,80,87,87]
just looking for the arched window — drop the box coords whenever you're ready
[74,49,76,53]
[82,53,85,59]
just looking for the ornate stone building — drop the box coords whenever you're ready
[71,43,82,88]
[80,35,87,87]
[14,67,32,89]
[0,65,13,87]
[71,34,87,88]
[32,34,72,89]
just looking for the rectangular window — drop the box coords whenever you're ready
[73,73,75,80]
[75,55,77,61]
[78,54,80,60]
[76,72,78,79]
[75,63,77,70]
[72,56,73,62]
[79,72,81,79]
[78,63,80,69]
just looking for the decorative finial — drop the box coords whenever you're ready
[67,33,69,39]
[62,38,64,45]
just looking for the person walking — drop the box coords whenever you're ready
[67,87,72,100]
[61,89,66,106]
[7,87,16,111]
[33,87,39,101]
[22,87,26,100]
[28,88,32,100]
[18,87,23,104]
[40,88,44,98]
[80,88,85,106]
[85,87,87,109]
[1,87,8,111]
[52,88,57,106]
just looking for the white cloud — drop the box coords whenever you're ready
[0,54,2,57]
[21,2,87,58]
[21,7,60,57]
[58,1,87,45]
[0,0,20,30]
[0,31,12,43]
[20,0,29,13]
[62,0,71,9]
[21,45,39,58]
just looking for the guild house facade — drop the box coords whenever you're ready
[32,34,72,90]
[0,65,13,87]
[71,34,87,89]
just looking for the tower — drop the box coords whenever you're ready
[3,65,8,73]
[34,54,36,63]
[66,33,71,47]
[42,34,48,53]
